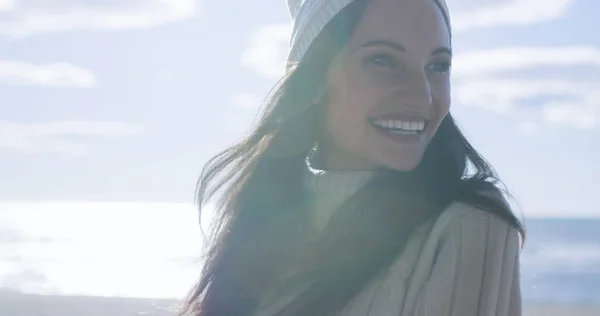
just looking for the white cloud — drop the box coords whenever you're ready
[452,46,600,130]
[241,23,291,79]
[0,0,15,11]
[452,46,600,78]
[0,0,200,38]
[0,201,206,298]
[0,121,145,155]
[0,60,96,88]
[454,78,599,110]
[452,0,576,32]
[232,93,261,110]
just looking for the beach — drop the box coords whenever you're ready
[524,304,600,316]
[1,291,598,316]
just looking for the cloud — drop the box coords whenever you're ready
[0,121,145,155]
[0,0,200,38]
[0,228,55,243]
[452,46,600,78]
[0,0,15,11]
[452,46,600,130]
[453,77,599,114]
[452,0,576,32]
[0,269,55,295]
[0,201,205,298]
[0,60,96,88]
[241,23,291,79]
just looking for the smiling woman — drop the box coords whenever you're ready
[180,0,525,315]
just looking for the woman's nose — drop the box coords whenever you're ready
[393,70,433,108]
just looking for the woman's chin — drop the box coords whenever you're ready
[377,153,424,172]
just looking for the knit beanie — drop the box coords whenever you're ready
[286,0,451,64]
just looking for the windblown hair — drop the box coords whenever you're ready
[180,1,525,315]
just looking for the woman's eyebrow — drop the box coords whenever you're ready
[359,39,452,57]
[431,46,452,57]
[359,39,406,52]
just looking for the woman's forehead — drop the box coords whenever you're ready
[350,0,451,49]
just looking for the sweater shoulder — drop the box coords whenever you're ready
[430,196,520,248]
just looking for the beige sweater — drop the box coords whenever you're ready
[256,170,522,316]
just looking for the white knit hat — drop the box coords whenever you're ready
[286,0,451,64]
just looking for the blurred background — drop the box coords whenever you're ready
[1,0,598,315]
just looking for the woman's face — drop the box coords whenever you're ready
[320,0,451,171]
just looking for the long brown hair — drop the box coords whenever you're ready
[180,1,525,315]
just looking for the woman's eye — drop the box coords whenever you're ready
[365,53,398,68]
[427,60,451,73]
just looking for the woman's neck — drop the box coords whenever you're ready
[309,142,379,172]
[304,154,376,231]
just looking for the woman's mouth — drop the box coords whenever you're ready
[369,119,428,135]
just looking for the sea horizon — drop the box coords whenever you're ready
[2,203,598,305]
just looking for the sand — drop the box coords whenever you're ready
[525,304,600,316]
[1,290,598,316]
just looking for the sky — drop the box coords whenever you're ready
[0,0,599,299]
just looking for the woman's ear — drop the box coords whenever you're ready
[321,48,351,106]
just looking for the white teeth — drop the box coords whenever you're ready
[389,129,418,135]
[371,119,426,132]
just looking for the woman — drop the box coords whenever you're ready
[181,0,525,315]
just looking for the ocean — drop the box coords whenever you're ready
[520,219,600,304]
[0,202,598,305]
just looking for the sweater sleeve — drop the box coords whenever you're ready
[411,208,522,316]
